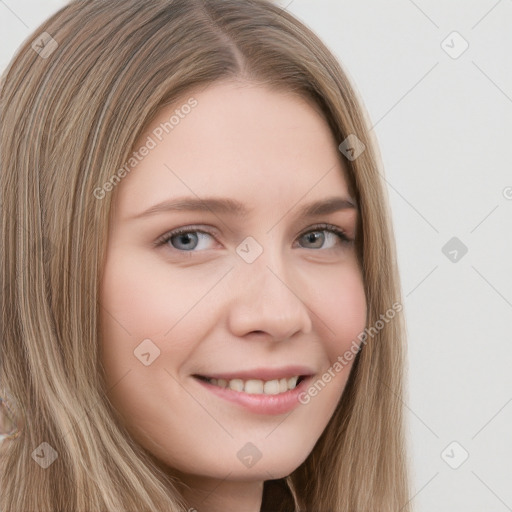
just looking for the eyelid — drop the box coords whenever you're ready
[153,225,218,248]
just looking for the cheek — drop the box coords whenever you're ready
[100,253,164,332]
[99,251,202,340]
[98,253,173,387]
[98,252,219,387]
[312,262,367,357]
[292,266,366,427]
[291,263,366,407]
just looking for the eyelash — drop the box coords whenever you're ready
[154,223,353,253]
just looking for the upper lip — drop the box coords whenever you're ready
[194,365,316,381]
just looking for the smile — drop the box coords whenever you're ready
[195,375,305,395]
[193,374,313,415]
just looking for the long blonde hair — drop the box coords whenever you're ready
[0,0,411,510]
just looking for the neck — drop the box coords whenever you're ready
[175,474,265,512]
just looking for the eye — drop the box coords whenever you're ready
[297,223,353,250]
[154,223,353,253]
[154,227,217,252]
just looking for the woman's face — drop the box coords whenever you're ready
[99,80,366,489]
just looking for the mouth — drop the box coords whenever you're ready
[193,374,309,395]
[192,372,314,415]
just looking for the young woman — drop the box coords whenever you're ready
[0,1,411,510]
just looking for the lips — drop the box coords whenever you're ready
[193,372,315,414]
[193,365,315,382]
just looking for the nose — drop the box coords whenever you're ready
[226,251,313,341]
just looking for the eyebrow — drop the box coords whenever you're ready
[130,195,357,220]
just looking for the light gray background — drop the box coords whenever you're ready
[1,1,511,510]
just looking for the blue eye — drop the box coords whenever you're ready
[158,229,215,251]
[155,223,353,253]
[298,224,352,250]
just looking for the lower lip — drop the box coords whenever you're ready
[193,375,313,415]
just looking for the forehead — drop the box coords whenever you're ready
[114,80,354,220]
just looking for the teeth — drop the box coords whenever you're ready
[205,375,301,394]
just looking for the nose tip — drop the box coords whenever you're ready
[226,261,313,340]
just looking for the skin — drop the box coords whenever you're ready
[99,80,367,512]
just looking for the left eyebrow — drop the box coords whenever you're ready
[296,196,357,217]
[130,195,357,220]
